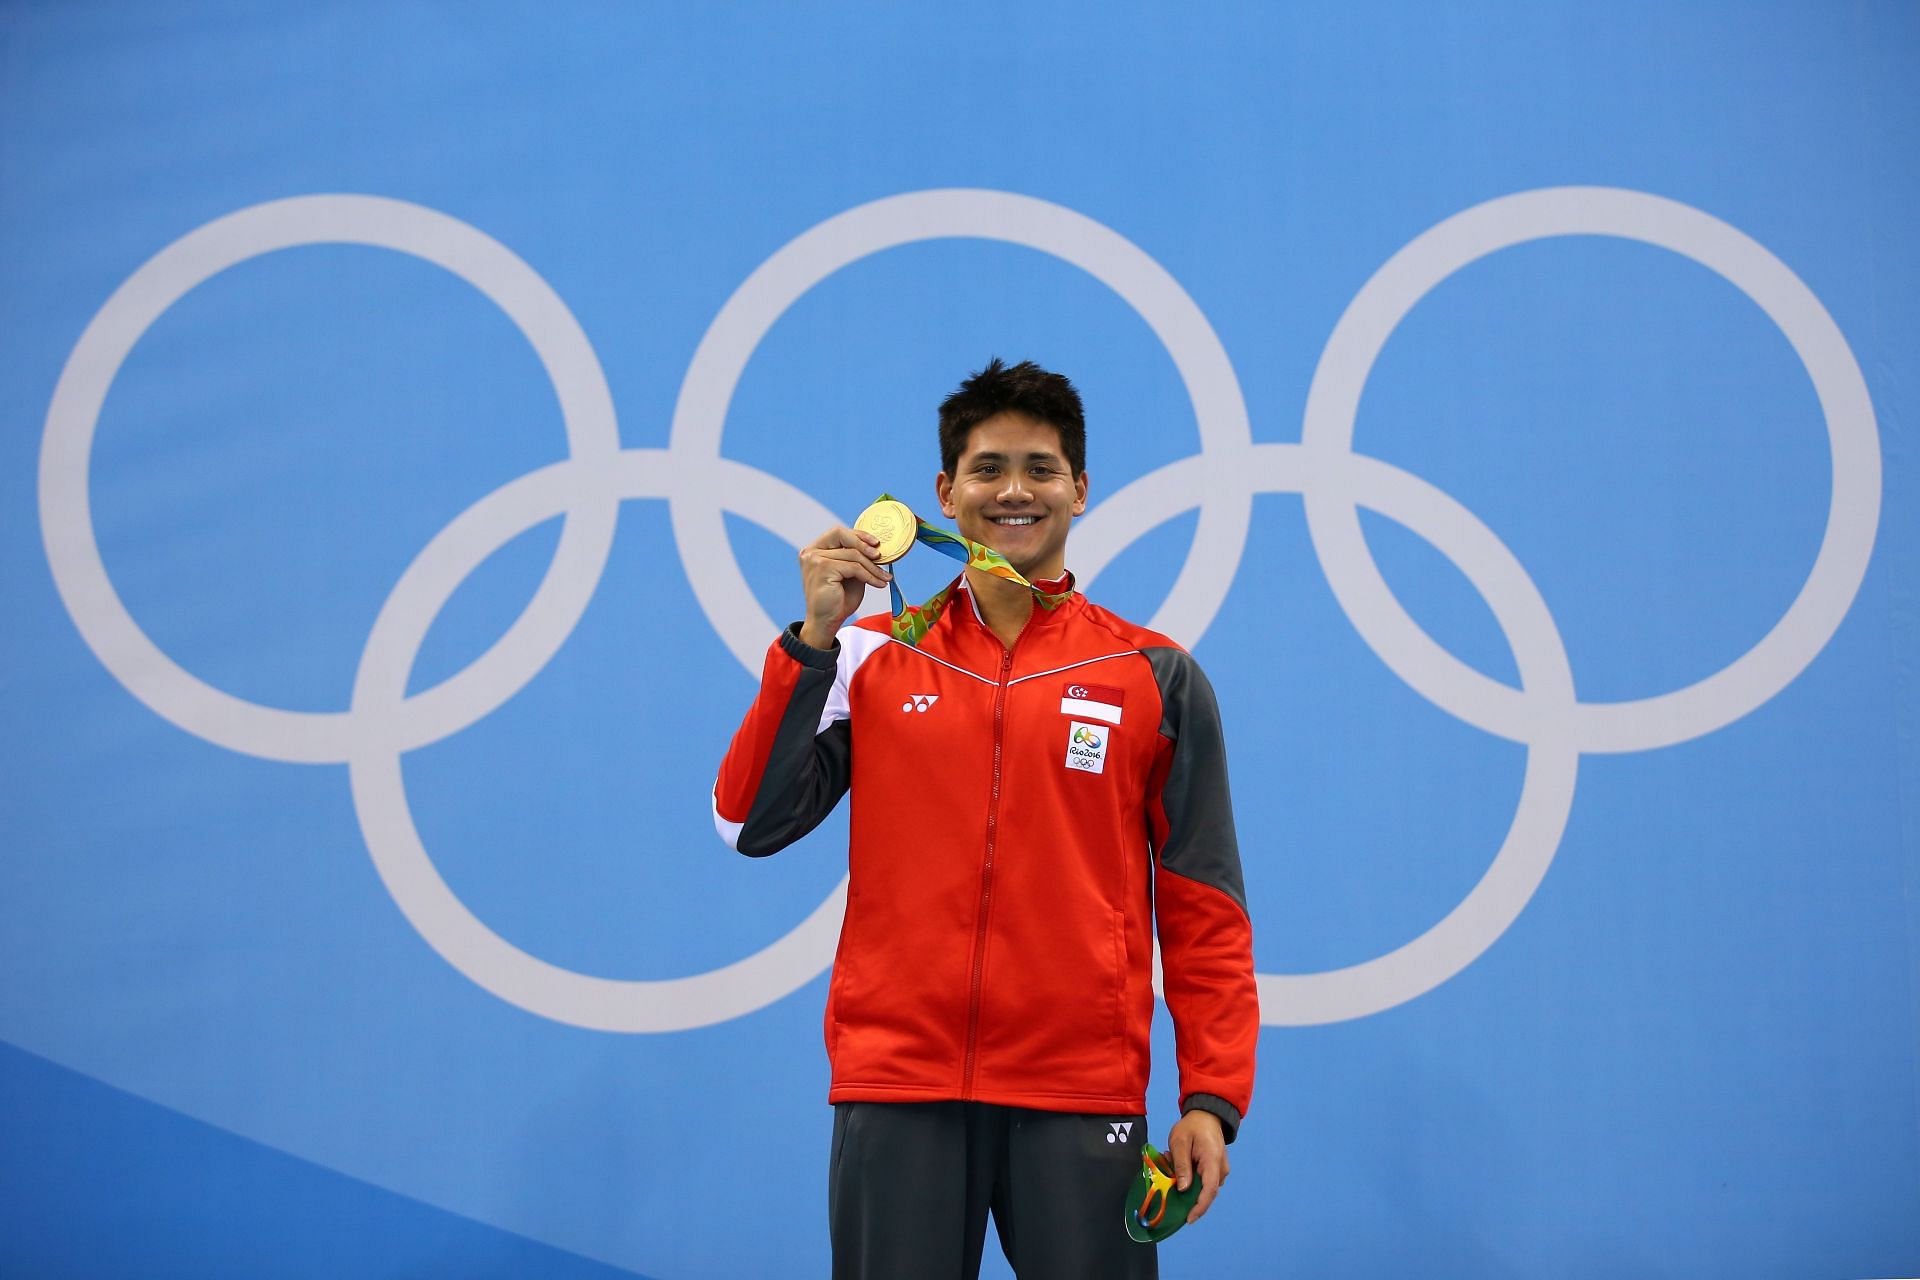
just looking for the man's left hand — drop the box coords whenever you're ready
[1165,1109,1229,1224]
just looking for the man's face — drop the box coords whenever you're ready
[936,411,1088,581]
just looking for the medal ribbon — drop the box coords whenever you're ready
[871,492,1074,646]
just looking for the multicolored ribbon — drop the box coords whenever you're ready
[871,492,1074,645]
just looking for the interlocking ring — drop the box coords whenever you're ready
[39,186,1879,1031]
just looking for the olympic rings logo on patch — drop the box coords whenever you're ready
[38,187,1881,1032]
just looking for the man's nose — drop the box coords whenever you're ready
[998,470,1033,501]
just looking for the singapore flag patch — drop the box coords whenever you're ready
[1064,721,1110,774]
[1060,681,1124,725]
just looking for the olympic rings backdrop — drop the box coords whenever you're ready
[3,4,1917,1277]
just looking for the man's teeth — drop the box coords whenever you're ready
[992,516,1037,525]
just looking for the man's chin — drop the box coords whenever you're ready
[962,524,1064,577]
[1004,550,1067,582]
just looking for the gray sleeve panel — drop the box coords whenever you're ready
[1142,645,1248,914]
[778,621,840,671]
[1180,1092,1242,1145]
[737,624,853,857]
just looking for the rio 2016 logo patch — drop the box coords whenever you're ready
[1065,721,1109,774]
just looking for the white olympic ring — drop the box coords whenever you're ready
[1298,186,1881,755]
[667,187,1252,671]
[39,186,1879,1031]
[39,196,624,764]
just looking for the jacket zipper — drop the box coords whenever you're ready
[962,641,1017,1099]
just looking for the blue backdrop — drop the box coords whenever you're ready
[3,3,1917,1276]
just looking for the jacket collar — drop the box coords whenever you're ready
[952,569,1078,632]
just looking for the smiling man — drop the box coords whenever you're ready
[714,359,1258,1279]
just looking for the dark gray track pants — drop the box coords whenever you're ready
[828,1100,1158,1280]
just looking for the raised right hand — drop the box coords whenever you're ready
[797,526,888,649]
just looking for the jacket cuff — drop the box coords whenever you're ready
[1180,1093,1241,1144]
[779,622,839,670]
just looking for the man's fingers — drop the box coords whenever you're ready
[803,546,891,587]
[807,526,883,556]
[805,543,887,573]
[1170,1131,1195,1191]
[1187,1150,1228,1223]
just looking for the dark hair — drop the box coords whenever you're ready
[938,358,1086,477]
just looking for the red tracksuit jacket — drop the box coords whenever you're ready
[713,577,1257,1135]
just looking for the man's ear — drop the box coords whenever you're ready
[936,472,956,519]
[1071,470,1088,517]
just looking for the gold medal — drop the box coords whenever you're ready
[854,498,917,564]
